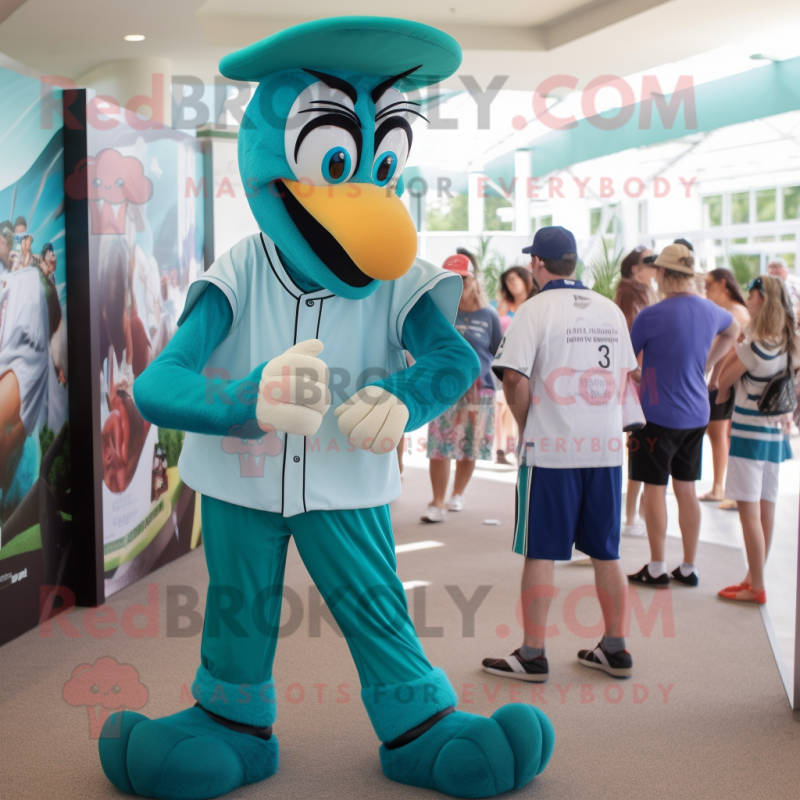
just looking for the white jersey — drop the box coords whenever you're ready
[492,279,637,468]
[176,232,461,516]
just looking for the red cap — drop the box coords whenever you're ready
[442,254,472,276]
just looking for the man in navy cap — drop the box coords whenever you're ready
[483,226,639,682]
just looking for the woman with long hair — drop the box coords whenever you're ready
[495,266,537,465]
[422,254,503,522]
[614,246,658,536]
[701,269,750,505]
[715,275,799,604]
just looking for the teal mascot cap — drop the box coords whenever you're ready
[98,16,555,800]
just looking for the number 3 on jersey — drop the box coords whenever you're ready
[598,345,610,368]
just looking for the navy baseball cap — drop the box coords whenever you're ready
[522,226,577,259]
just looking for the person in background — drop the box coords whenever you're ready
[0,225,12,274]
[674,237,694,251]
[11,234,35,271]
[13,216,27,234]
[700,269,750,505]
[495,267,538,465]
[767,258,800,316]
[716,275,800,604]
[422,254,502,522]
[483,226,638,681]
[627,244,739,589]
[614,245,658,536]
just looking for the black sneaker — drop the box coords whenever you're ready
[482,649,549,682]
[627,564,670,588]
[578,643,633,678]
[670,566,699,586]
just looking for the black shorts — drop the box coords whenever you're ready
[708,387,734,422]
[628,422,705,485]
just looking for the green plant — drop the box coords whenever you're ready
[729,253,759,291]
[482,250,507,303]
[39,423,55,457]
[587,238,622,300]
[157,428,185,468]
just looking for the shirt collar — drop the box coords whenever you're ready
[539,278,588,292]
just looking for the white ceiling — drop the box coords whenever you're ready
[1,0,800,89]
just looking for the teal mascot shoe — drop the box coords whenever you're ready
[114,15,556,800]
[98,706,278,800]
[381,706,555,798]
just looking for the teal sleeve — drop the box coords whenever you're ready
[372,293,480,431]
[133,284,262,436]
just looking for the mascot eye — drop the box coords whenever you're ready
[92,178,102,187]
[90,684,100,694]
[372,152,397,186]
[292,126,358,186]
[371,127,409,189]
[322,147,352,184]
[112,684,122,693]
[115,178,125,188]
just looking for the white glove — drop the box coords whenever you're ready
[257,339,330,437]
[335,386,409,455]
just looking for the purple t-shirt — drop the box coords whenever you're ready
[630,295,733,429]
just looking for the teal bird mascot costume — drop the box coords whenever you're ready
[98,17,554,800]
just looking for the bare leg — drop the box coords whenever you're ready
[520,558,555,650]
[0,371,26,489]
[761,499,776,562]
[495,397,507,456]
[699,421,727,500]
[625,480,642,525]
[672,479,701,565]
[396,439,404,475]
[734,501,766,596]
[642,483,668,562]
[429,458,450,508]
[591,558,628,637]
[452,459,476,497]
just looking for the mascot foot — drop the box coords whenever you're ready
[98,706,278,800]
[380,705,554,799]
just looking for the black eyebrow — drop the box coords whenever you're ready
[306,100,361,126]
[374,116,413,155]
[371,65,421,104]
[375,105,429,124]
[303,69,358,104]
[294,112,363,172]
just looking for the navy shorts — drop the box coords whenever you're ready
[512,466,622,561]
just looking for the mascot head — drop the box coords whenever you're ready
[220,17,461,300]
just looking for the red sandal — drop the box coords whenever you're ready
[718,584,766,604]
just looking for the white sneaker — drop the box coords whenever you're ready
[622,520,646,537]
[446,494,465,512]
[421,505,447,523]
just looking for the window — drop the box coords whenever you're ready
[731,237,747,245]
[784,254,796,270]
[703,195,722,227]
[756,188,776,222]
[425,194,468,231]
[754,236,775,243]
[539,215,552,228]
[731,192,749,225]
[590,208,602,235]
[783,186,800,220]
[781,233,796,241]
[484,194,513,232]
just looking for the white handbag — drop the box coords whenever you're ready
[621,372,646,432]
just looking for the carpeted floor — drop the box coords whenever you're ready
[2,467,799,800]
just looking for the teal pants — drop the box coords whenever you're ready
[191,495,457,742]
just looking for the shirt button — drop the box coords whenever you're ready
[305,299,315,307]
[293,456,300,463]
